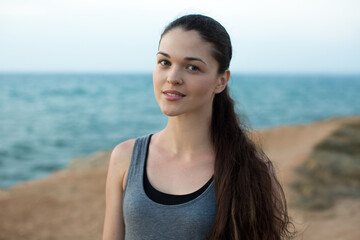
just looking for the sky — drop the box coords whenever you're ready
[0,0,359,74]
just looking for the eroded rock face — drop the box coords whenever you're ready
[292,121,360,210]
[68,150,111,171]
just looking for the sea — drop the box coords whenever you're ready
[0,73,360,188]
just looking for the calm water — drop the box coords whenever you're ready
[0,73,359,188]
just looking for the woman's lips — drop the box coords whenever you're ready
[162,90,186,101]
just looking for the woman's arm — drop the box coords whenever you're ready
[102,140,134,240]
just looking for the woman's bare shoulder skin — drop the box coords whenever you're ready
[102,139,135,240]
[109,139,136,190]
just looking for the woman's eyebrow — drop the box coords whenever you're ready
[157,51,170,58]
[184,57,207,65]
[157,51,207,65]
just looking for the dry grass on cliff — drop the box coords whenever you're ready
[292,122,360,210]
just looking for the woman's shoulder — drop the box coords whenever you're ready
[109,133,153,169]
[109,139,136,170]
[106,139,136,189]
[112,139,136,157]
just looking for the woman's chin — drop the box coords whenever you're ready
[160,107,185,117]
[161,110,181,117]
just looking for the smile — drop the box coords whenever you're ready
[162,90,186,101]
[162,90,186,96]
[166,93,181,97]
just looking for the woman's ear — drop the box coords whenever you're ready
[214,70,230,94]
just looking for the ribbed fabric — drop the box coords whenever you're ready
[123,134,216,240]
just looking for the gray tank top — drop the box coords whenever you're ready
[123,134,216,240]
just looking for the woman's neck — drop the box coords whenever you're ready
[156,112,214,160]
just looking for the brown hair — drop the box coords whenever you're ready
[161,14,295,239]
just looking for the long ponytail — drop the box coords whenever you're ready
[208,87,294,239]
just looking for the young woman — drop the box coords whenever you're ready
[102,14,295,240]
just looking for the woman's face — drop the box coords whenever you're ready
[153,28,227,117]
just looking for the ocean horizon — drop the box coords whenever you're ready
[1,73,360,188]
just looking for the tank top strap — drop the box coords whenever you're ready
[124,134,152,194]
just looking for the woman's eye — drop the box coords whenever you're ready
[188,65,199,71]
[159,60,170,66]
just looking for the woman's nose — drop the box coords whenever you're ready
[167,67,183,85]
